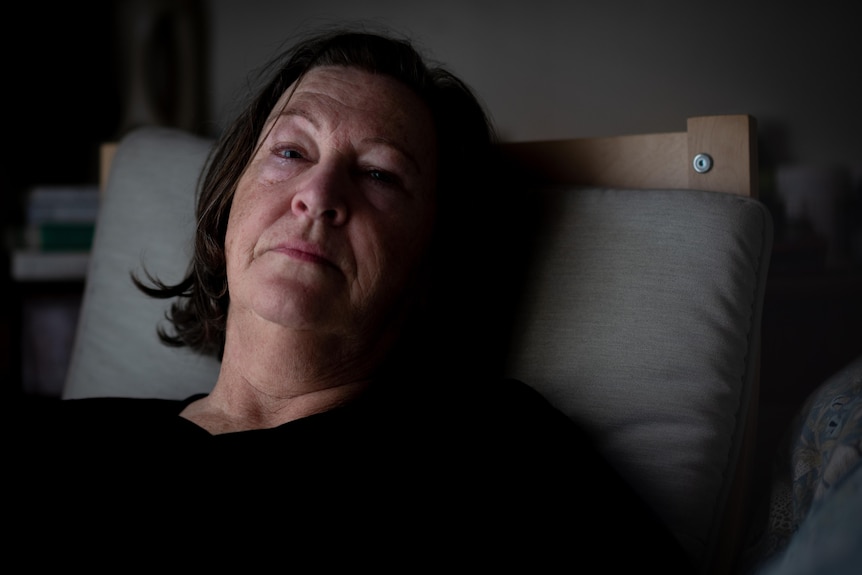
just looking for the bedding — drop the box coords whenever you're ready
[742,354,862,574]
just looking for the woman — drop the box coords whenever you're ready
[18,28,693,572]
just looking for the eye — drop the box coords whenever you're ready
[277,148,304,160]
[367,168,401,187]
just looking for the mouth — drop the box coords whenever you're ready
[272,241,338,270]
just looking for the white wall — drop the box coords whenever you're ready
[205,0,861,170]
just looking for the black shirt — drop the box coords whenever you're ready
[14,377,693,572]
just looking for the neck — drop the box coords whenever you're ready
[181,317,387,434]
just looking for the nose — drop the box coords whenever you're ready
[290,161,349,225]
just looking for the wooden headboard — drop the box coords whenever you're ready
[498,114,758,197]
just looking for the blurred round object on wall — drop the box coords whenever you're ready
[115,0,206,136]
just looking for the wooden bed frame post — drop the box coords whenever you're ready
[687,115,758,197]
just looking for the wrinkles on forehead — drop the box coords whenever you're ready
[262,67,381,136]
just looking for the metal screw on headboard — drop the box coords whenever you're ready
[693,153,713,173]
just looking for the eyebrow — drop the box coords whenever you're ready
[277,107,424,175]
[279,107,319,129]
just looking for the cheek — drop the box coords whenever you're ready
[410,197,438,258]
[368,203,436,283]
[223,216,245,287]
[224,185,264,272]
[224,195,247,253]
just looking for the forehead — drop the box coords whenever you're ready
[268,66,434,138]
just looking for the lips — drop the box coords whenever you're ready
[272,240,338,269]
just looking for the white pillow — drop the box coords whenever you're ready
[64,127,220,400]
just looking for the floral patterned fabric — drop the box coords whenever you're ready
[742,354,862,574]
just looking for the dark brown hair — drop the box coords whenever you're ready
[134,27,499,361]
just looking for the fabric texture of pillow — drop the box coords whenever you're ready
[503,185,773,566]
[63,127,220,400]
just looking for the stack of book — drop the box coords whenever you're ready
[9,184,100,281]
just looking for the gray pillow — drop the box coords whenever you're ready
[64,127,220,400]
[503,185,773,566]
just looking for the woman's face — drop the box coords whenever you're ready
[225,65,438,342]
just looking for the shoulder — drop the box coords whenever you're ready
[21,394,190,421]
[18,395,196,448]
[398,375,597,470]
[452,376,586,439]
